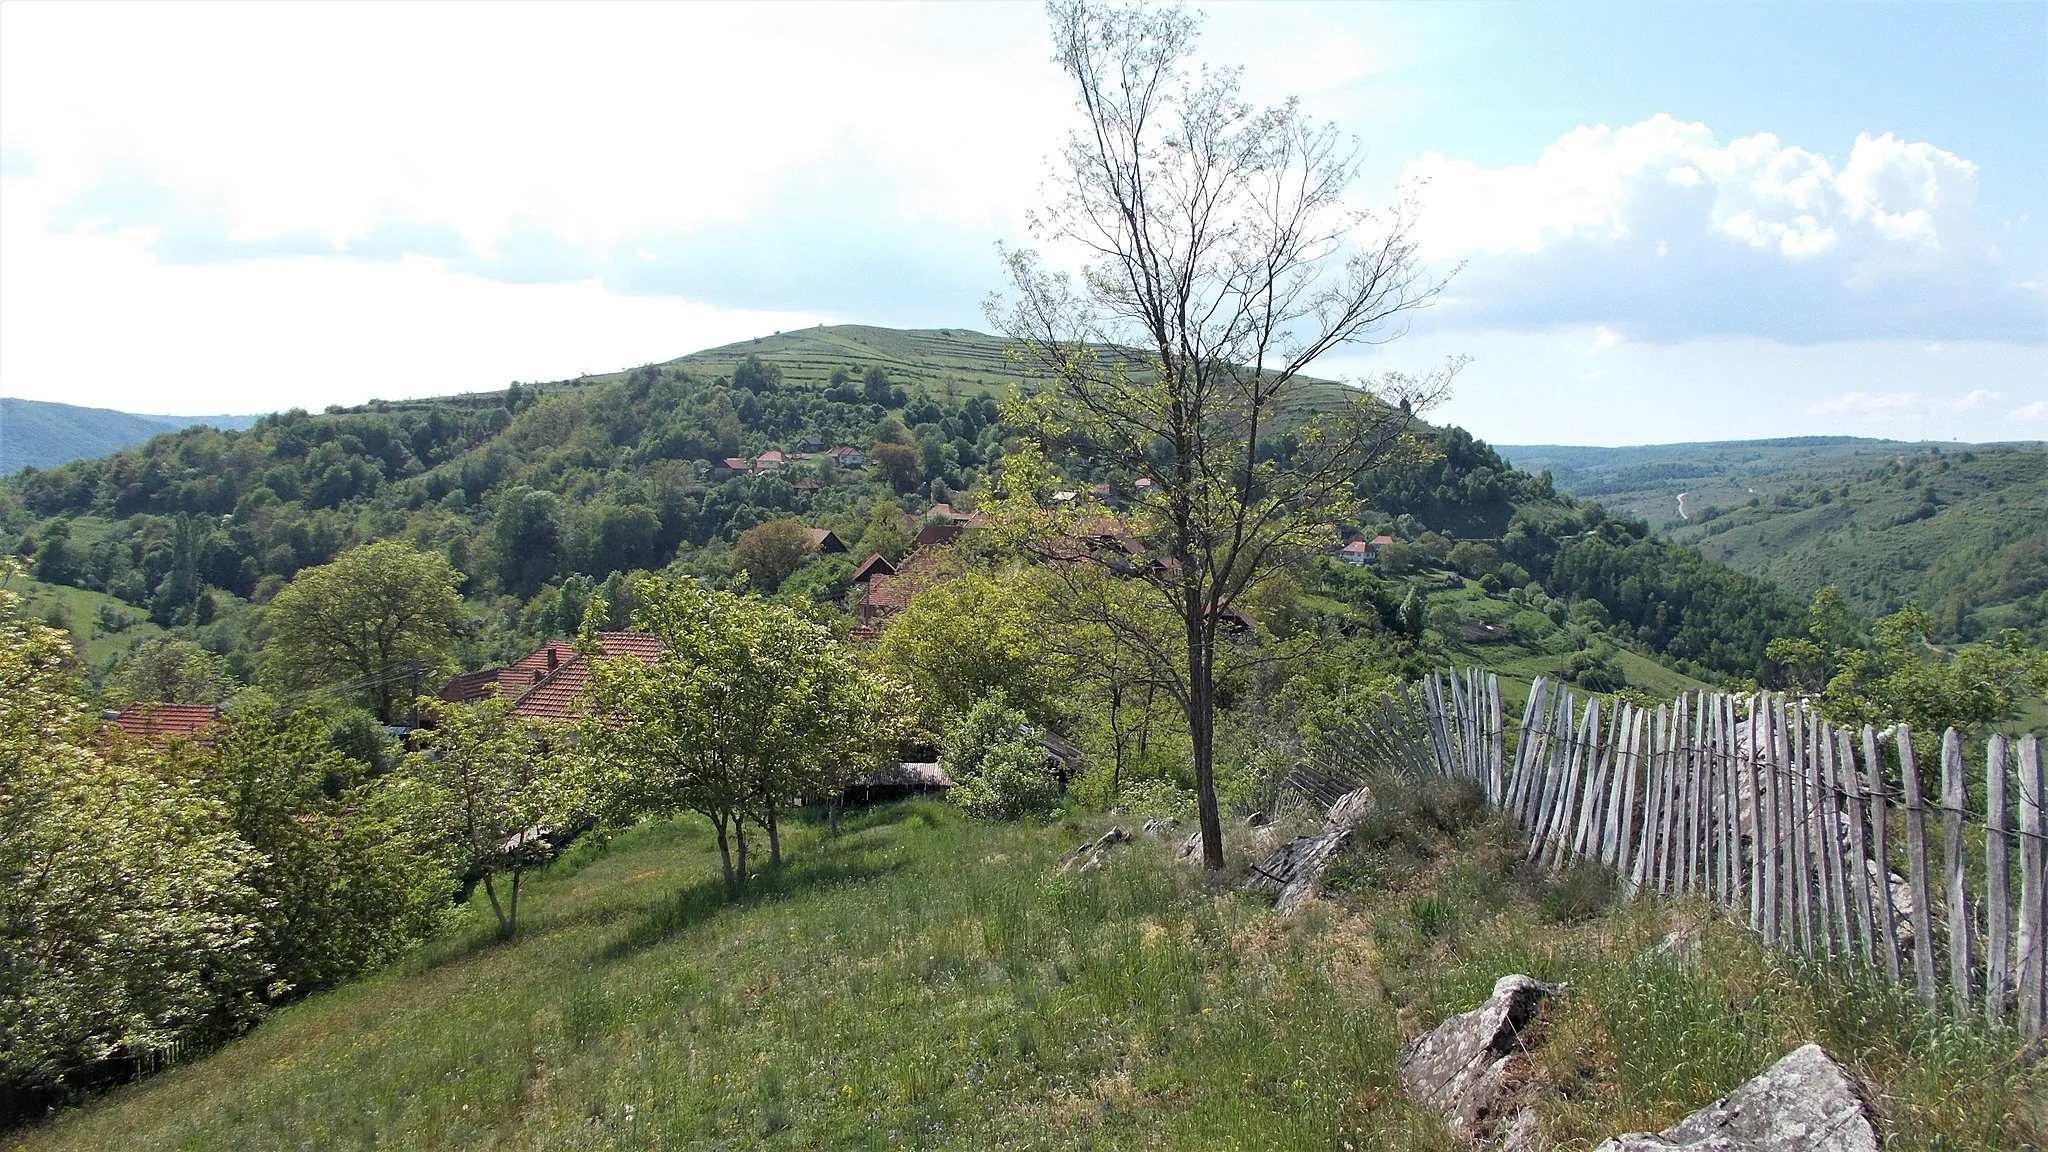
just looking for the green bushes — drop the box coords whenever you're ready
[942,693,1062,821]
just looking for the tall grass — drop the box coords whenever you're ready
[11,796,2040,1150]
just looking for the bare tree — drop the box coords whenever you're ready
[990,0,1461,870]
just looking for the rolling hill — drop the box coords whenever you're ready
[1502,438,2048,642]
[1,398,259,475]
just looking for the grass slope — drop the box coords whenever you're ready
[17,800,2033,1150]
[1503,438,2048,638]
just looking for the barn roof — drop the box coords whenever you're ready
[439,633,662,721]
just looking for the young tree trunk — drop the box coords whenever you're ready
[734,819,750,890]
[1109,681,1126,799]
[508,869,521,937]
[828,793,842,835]
[766,802,782,868]
[713,812,737,894]
[482,872,512,938]
[1187,621,1224,871]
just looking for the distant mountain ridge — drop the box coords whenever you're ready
[1,397,260,474]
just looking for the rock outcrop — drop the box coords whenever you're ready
[1593,1043,1877,1152]
[1398,974,1554,1139]
[1060,826,1132,874]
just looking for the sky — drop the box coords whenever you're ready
[1,0,2042,446]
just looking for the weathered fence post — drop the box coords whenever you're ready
[1836,727,1875,973]
[1899,727,1939,1009]
[2017,735,2044,1036]
[1941,728,1973,1015]
[1985,734,2009,1028]
[1865,725,1903,985]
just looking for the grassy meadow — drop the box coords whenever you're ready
[12,793,2038,1151]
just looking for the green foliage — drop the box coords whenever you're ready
[408,697,577,938]
[876,570,1056,729]
[580,579,911,891]
[1768,588,2048,733]
[941,692,1061,821]
[110,633,234,706]
[729,517,815,593]
[200,711,450,991]
[263,540,465,722]
[1,566,267,1104]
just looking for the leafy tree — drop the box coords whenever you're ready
[264,540,465,723]
[494,487,563,597]
[992,1,1456,868]
[731,517,816,593]
[581,579,909,892]
[200,710,450,987]
[877,571,1057,729]
[409,697,575,939]
[1769,589,2048,734]
[734,354,782,394]
[872,441,922,495]
[862,365,893,405]
[112,634,235,705]
[1,564,265,1102]
[941,692,1061,821]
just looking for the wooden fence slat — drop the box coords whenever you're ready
[1866,725,1903,984]
[1793,703,1819,957]
[1568,700,1610,865]
[1837,727,1876,972]
[1631,704,1665,900]
[1544,700,1588,868]
[1510,679,1550,826]
[1985,735,2010,1028]
[1539,696,1584,863]
[1678,693,1699,895]
[1599,703,1633,867]
[1720,688,1736,906]
[1824,723,1853,967]
[1760,699,1784,945]
[1900,726,1939,1008]
[1942,728,1973,1015]
[1694,692,1712,896]
[1488,674,1505,805]
[1811,715,1837,959]
[1753,696,1769,926]
[2018,735,2045,1037]
[1616,708,1646,886]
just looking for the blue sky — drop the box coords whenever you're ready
[1,1,2041,444]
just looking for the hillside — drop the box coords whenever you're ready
[12,800,2032,1150]
[0,325,1802,695]
[1502,438,2048,642]
[0,398,257,475]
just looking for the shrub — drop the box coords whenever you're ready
[947,738,1061,821]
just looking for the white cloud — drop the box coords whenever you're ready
[2011,400,2048,423]
[1403,115,2039,343]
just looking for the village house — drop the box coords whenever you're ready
[105,702,222,745]
[439,632,662,722]
[808,528,848,554]
[753,450,786,473]
[824,445,864,468]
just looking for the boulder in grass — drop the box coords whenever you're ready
[1593,1043,1877,1152]
[1398,974,1554,1139]
[1324,785,1377,832]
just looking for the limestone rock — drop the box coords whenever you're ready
[1399,974,1554,1139]
[1060,826,1133,873]
[1176,830,1203,864]
[1498,1107,1541,1152]
[1242,826,1350,914]
[1324,785,1378,832]
[1592,1044,1877,1152]
[1142,816,1181,839]
[1243,810,1271,827]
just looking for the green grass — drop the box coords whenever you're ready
[1,572,170,673]
[13,798,2038,1150]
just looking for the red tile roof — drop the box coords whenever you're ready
[111,703,221,744]
[809,528,848,553]
[913,521,963,549]
[439,633,662,722]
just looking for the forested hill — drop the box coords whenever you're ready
[0,398,258,474]
[0,325,1799,689]
[1503,437,2048,644]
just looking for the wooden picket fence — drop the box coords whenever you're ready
[1307,668,2048,1038]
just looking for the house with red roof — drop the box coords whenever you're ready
[107,703,221,745]
[439,632,661,722]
